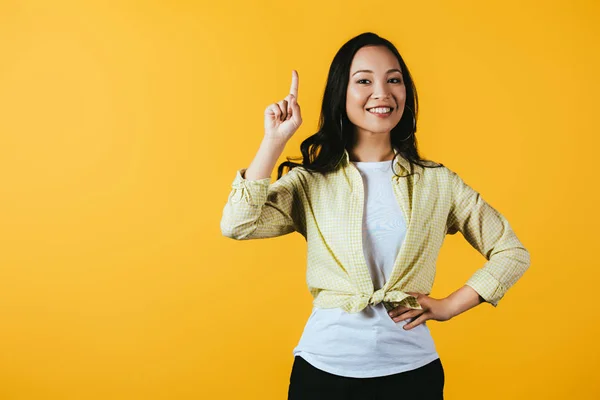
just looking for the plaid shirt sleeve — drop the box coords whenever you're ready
[446,170,531,307]
[220,168,305,240]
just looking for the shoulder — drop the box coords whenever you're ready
[275,165,311,192]
[412,159,456,182]
[282,164,322,183]
[410,161,465,201]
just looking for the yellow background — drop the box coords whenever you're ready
[0,0,598,399]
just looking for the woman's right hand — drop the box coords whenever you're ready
[264,70,303,142]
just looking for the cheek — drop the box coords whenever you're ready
[396,87,407,101]
[346,87,367,106]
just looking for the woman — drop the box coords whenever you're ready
[220,32,530,399]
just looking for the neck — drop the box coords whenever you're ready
[348,141,394,162]
[348,128,395,162]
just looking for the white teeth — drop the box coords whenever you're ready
[368,107,392,114]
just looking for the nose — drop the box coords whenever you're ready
[371,81,393,101]
[371,93,394,106]
[372,93,392,100]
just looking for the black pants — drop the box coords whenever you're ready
[288,355,445,400]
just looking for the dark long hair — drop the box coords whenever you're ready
[276,31,444,180]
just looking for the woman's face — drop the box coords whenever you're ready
[346,45,406,136]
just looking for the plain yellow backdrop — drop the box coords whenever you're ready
[0,0,598,399]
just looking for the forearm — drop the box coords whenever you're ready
[444,285,485,318]
[244,137,288,181]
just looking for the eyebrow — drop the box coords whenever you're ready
[352,68,403,77]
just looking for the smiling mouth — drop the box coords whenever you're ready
[366,107,394,115]
[366,106,394,110]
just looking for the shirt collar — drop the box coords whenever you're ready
[341,147,411,175]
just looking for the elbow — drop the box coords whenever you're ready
[220,219,252,240]
[220,223,244,240]
[516,243,531,265]
[504,235,531,271]
[221,229,246,241]
[522,247,532,270]
[509,246,531,278]
[221,228,238,240]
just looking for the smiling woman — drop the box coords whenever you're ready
[220,31,530,400]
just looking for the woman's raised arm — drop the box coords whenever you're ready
[220,70,305,240]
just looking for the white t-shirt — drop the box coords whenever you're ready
[292,159,440,378]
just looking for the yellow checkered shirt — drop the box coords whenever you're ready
[220,148,531,313]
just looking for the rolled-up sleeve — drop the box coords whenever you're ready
[220,168,304,240]
[446,170,531,307]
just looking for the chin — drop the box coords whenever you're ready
[364,127,393,135]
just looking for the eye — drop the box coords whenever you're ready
[356,78,403,84]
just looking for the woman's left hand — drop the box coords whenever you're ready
[388,292,456,330]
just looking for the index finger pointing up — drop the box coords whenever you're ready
[290,70,299,100]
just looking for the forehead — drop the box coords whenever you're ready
[350,45,401,72]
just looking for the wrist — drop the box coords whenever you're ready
[444,285,484,318]
[263,136,288,148]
